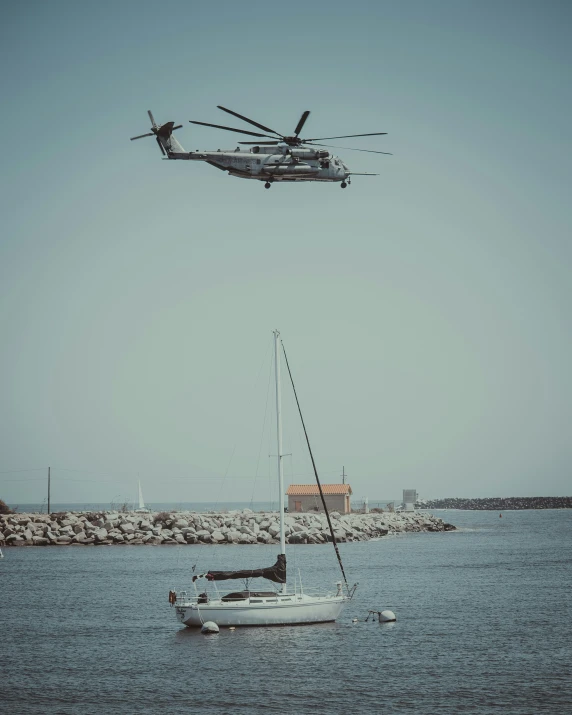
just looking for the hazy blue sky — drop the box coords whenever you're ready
[1,0,571,506]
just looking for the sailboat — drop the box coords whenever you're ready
[135,480,150,513]
[174,330,356,627]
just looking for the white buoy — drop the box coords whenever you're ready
[201,621,220,634]
[379,610,396,622]
[352,618,358,623]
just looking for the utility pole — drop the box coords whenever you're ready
[47,467,51,514]
[342,466,346,485]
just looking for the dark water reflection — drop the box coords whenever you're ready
[1,509,571,714]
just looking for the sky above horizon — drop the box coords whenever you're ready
[1,0,571,507]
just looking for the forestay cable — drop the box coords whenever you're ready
[280,340,350,594]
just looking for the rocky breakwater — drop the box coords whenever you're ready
[0,509,455,548]
[421,496,572,510]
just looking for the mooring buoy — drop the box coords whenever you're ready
[201,621,219,634]
[379,610,396,622]
[366,609,397,623]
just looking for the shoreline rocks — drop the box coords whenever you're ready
[0,509,455,548]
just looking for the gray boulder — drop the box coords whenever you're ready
[94,529,108,542]
[268,523,281,537]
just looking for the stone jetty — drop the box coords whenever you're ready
[420,496,572,510]
[0,509,455,547]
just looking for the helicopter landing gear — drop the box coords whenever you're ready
[264,182,272,189]
[340,181,347,189]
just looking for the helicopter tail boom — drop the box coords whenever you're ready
[158,132,187,158]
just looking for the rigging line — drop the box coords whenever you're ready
[0,478,47,482]
[213,445,236,512]
[281,340,350,594]
[250,344,274,509]
[251,333,274,392]
[47,467,136,476]
[0,468,47,474]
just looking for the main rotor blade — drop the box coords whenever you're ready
[148,110,156,127]
[310,142,393,155]
[294,110,310,137]
[238,141,281,145]
[189,120,275,139]
[304,132,387,141]
[130,133,154,140]
[156,136,166,156]
[172,125,183,131]
[217,106,281,136]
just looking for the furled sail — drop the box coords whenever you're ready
[193,554,286,584]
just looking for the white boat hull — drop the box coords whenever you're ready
[176,593,347,628]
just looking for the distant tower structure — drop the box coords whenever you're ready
[403,489,418,512]
[363,496,369,514]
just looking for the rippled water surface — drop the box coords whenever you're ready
[2,510,571,714]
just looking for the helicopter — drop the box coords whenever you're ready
[130,106,391,189]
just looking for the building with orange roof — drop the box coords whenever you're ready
[286,484,353,514]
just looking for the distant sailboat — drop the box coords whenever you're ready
[135,481,150,513]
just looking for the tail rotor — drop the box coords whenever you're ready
[130,111,183,155]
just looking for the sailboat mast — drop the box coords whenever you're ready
[273,330,286,566]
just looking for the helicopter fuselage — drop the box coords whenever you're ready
[168,145,350,183]
[130,108,384,188]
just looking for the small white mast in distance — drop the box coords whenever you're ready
[136,480,150,513]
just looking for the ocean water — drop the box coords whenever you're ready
[1,509,570,714]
